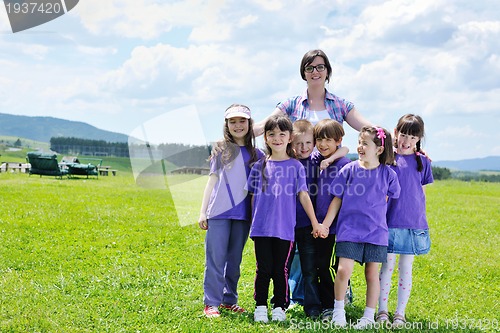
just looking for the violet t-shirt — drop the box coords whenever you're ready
[313,152,351,234]
[295,156,318,229]
[246,158,308,241]
[387,153,434,229]
[330,161,401,246]
[206,146,264,221]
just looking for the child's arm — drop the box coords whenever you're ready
[298,191,327,238]
[198,174,218,230]
[320,146,349,170]
[321,197,342,233]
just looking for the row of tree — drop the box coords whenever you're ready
[50,137,210,168]
[50,137,129,157]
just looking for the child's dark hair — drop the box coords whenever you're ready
[261,115,294,191]
[313,119,345,141]
[263,115,295,158]
[395,114,425,172]
[360,126,395,165]
[300,49,333,83]
[222,103,259,167]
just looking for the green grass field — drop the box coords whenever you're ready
[0,169,498,332]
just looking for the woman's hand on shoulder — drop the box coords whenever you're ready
[418,149,432,162]
[210,140,225,158]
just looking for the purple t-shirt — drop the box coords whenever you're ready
[295,156,318,229]
[330,161,401,246]
[206,146,264,221]
[387,153,434,229]
[313,152,351,234]
[246,158,308,241]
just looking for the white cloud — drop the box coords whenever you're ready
[251,0,284,11]
[75,0,227,40]
[20,44,49,60]
[77,45,117,56]
[238,15,258,28]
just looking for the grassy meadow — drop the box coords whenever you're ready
[0,160,499,332]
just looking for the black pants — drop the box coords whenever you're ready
[253,237,294,309]
[315,234,337,309]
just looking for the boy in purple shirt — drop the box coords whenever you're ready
[312,119,352,320]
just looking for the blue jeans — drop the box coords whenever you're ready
[295,226,322,315]
[288,246,304,305]
[203,219,250,306]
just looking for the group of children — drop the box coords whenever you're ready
[198,104,433,329]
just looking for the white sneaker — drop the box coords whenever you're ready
[254,306,269,323]
[354,316,375,330]
[271,307,286,321]
[331,309,347,328]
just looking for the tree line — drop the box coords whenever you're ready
[50,137,130,157]
[50,137,210,168]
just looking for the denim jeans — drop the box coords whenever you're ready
[295,226,322,315]
[288,246,304,305]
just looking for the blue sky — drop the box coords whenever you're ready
[0,0,499,161]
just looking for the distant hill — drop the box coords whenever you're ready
[0,112,128,143]
[433,156,500,172]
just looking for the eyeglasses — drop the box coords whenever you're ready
[304,64,326,73]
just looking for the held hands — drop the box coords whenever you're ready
[198,213,208,230]
[311,224,329,239]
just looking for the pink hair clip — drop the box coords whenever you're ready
[376,127,386,146]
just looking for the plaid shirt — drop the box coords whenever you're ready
[276,89,354,124]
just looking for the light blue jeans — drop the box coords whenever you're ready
[203,219,250,306]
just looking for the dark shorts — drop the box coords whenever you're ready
[387,228,431,255]
[335,242,387,264]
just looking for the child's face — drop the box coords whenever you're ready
[292,130,314,159]
[395,130,419,155]
[357,132,383,163]
[227,117,249,143]
[265,127,291,155]
[316,136,342,158]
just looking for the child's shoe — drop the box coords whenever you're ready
[220,304,246,313]
[376,310,391,328]
[331,309,347,328]
[203,305,221,318]
[392,314,406,329]
[254,305,269,323]
[271,307,286,321]
[320,308,333,321]
[354,316,375,330]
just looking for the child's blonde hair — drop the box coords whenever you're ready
[293,119,314,136]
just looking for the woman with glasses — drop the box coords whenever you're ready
[254,49,370,165]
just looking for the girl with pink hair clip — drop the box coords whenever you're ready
[321,126,401,329]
